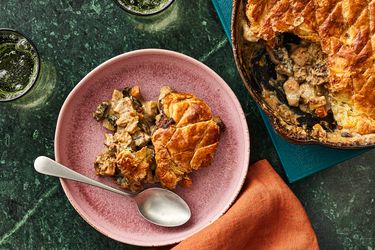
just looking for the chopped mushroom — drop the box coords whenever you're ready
[93,102,109,121]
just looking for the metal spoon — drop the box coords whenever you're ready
[34,156,191,227]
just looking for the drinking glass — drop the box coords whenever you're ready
[114,0,175,16]
[0,28,40,101]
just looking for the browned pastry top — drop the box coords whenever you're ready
[315,0,375,133]
[244,0,375,134]
[152,87,221,189]
[244,0,320,45]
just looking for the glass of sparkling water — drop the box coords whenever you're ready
[0,28,40,101]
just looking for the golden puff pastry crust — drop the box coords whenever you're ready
[314,0,375,134]
[244,0,320,45]
[152,87,221,189]
[244,0,375,135]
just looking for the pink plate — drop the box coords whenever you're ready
[54,49,250,246]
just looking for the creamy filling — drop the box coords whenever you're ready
[268,41,330,118]
[93,86,159,192]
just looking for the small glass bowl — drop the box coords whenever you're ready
[114,0,175,16]
[0,28,40,102]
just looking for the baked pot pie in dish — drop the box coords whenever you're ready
[94,86,223,192]
[232,0,375,147]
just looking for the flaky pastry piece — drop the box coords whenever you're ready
[244,0,320,46]
[151,87,222,189]
[244,0,375,135]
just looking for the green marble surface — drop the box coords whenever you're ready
[0,0,373,249]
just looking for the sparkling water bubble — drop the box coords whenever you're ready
[0,69,7,79]
[15,38,30,52]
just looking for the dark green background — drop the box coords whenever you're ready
[0,1,374,249]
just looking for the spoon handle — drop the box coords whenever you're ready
[34,156,132,197]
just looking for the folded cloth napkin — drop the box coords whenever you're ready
[171,160,319,250]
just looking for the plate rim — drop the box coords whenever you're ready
[54,48,250,246]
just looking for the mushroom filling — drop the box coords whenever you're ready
[93,86,159,192]
[267,41,330,118]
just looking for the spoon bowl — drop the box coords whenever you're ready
[135,187,191,227]
[34,156,191,227]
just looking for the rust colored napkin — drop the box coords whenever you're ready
[170,160,319,250]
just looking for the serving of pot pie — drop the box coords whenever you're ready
[152,86,222,189]
[240,0,375,145]
[93,86,222,191]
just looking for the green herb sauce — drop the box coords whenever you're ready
[118,0,170,14]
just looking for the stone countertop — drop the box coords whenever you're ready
[0,0,373,249]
